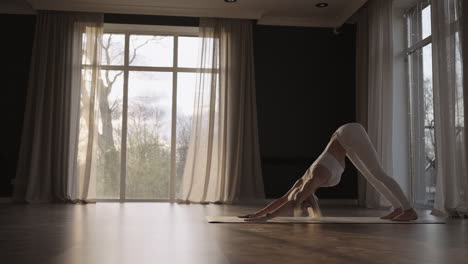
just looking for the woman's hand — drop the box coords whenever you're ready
[301,199,314,210]
[237,196,289,220]
[243,213,273,222]
[238,214,256,218]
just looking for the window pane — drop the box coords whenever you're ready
[408,43,435,205]
[100,34,125,66]
[129,35,174,67]
[422,44,436,204]
[407,7,420,48]
[455,32,464,127]
[126,71,173,199]
[95,70,124,199]
[176,73,196,194]
[178,36,199,68]
[421,5,431,40]
[407,2,431,48]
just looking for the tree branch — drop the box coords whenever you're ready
[129,36,161,64]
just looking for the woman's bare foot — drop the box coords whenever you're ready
[391,208,418,221]
[380,208,403,220]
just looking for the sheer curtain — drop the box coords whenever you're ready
[431,0,467,217]
[365,0,394,208]
[13,11,103,203]
[178,18,265,204]
[68,15,103,202]
[464,0,468,185]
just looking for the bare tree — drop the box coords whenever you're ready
[97,34,162,154]
[88,34,164,197]
[176,114,193,179]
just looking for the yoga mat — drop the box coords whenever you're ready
[206,216,445,224]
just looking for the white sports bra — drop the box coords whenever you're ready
[287,152,345,205]
[314,152,345,187]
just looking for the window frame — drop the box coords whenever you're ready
[94,23,200,203]
[405,0,463,208]
[405,0,435,208]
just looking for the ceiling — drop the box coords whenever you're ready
[0,0,35,14]
[3,0,370,28]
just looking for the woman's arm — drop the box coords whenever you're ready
[302,194,322,217]
[238,178,305,218]
[244,200,296,221]
[244,165,330,221]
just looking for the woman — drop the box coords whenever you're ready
[239,123,418,222]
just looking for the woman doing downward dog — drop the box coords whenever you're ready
[240,123,418,222]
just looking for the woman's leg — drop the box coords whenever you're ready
[346,150,413,220]
[346,151,407,209]
[335,123,412,210]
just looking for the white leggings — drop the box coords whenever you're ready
[334,123,412,210]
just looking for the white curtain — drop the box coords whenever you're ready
[431,0,467,217]
[464,0,468,190]
[365,0,394,208]
[178,18,265,204]
[13,11,103,203]
[69,15,103,202]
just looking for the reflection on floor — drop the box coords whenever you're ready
[0,203,466,264]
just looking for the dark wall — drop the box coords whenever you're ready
[254,25,357,199]
[104,14,199,27]
[0,14,36,197]
[0,13,357,200]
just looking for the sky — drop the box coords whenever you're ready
[102,35,200,143]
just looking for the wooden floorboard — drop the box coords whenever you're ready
[0,203,466,264]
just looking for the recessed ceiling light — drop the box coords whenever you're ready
[316,3,328,8]
[225,0,237,3]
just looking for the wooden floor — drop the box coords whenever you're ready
[0,203,467,264]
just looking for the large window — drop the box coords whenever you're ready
[406,0,435,207]
[90,24,199,201]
